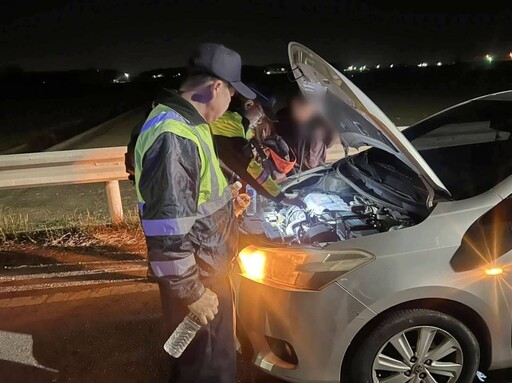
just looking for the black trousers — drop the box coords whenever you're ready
[158,277,236,383]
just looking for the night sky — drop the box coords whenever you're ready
[1,0,511,74]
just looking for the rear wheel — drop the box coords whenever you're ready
[349,309,480,383]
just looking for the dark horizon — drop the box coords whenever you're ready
[2,0,512,74]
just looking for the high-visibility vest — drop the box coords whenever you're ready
[210,111,282,199]
[135,104,230,226]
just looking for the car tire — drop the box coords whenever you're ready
[348,309,480,383]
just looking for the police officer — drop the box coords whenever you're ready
[210,88,304,206]
[134,43,255,383]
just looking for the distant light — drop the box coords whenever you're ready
[485,267,503,276]
[437,62,443,66]
[42,81,46,84]
[376,64,380,69]
[177,72,181,76]
[265,71,271,75]
[485,54,494,63]
[418,62,428,68]
[390,64,394,68]
[124,72,130,78]
[281,67,286,71]
[359,65,367,72]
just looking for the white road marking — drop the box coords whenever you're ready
[0,264,147,283]
[0,277,148,293]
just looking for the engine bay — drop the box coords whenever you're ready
[240,170,420,245]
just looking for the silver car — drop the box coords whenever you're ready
[232,43,512,383]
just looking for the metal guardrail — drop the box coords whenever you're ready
[0,147,127,223]
[0,126,411,224]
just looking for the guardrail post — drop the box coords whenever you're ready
[105,180,123,224]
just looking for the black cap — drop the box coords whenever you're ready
[250,86,277,121]
[189,43,255,100]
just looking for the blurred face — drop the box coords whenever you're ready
[244,100,264,128]
[291,97,315,125]
[206,80,235,123]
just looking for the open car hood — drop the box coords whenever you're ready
[288,42,449,195]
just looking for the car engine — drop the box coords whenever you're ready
[260,192,415,244]
[240,169,426,245]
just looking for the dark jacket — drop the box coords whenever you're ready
[210,110,285,202]
[135,89,238,305]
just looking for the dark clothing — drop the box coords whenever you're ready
[210,110,285,202]
[136,89,238,305]
[134,89,238,383]
[275,107,334,170]
[159,276,236,383]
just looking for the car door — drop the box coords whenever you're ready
[405,97,512,355]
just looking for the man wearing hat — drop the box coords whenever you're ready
[133,43,255,382]
[210,87,304,206]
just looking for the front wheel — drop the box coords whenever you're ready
[349,309,480,383]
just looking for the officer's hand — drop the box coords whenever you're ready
[282,197,307,209]
[187,288,219,325]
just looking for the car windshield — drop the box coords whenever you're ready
[403,100,512,200]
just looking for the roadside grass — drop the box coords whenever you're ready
[0,207,143,250]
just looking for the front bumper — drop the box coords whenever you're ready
[232,269,373,383]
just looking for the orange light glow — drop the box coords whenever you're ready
[485,267,504,276]
[239,248,266,281]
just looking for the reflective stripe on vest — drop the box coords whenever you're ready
[211,110,282,199]
[139,189,232,236]
[150,255,196,277]
[135,105,229,237]
[246,160,281,198]
[256,169,270,185]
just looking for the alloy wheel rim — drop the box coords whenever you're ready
[372,325,463,383]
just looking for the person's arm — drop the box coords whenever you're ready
[323,125,335,149]
[138,132,205,305]
[214,135,286,203]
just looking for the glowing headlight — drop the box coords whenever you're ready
[239,249,266,281]
[485,267,503,276]
[238,245,374,290]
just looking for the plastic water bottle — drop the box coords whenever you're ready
[245,185,257,216]
[229,181,242,198]
[234,194,251,217]
[163,313,202,358]
[230,181,251,217]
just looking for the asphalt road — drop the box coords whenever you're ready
[0,245,510,383]
[0,243,284,383]
[1,283,510,383]
[0,288,286,383]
